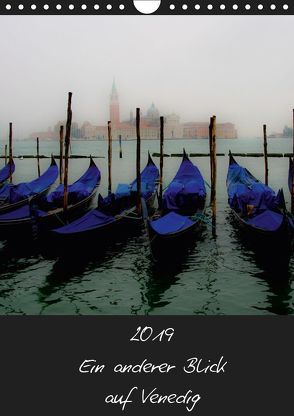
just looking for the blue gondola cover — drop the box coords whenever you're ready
[0,159,58,204]
[0,160,15,184]
[150,212,194,235]
[53,156,159,236]
[163,156,206,212]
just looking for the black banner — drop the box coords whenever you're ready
[0,316,293,414]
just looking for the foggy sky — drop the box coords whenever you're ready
[0,15,294,139]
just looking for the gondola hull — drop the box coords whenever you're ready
[227,152,294,258]
[0,188,98,239]
[231,209,293,251]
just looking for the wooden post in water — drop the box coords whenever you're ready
[119,134,122,159]
[36,137,40,177]
[263,124,269,186]
[59,125,64,184]
[63,92,73,217]
[108,121,112,194]
[159,116,164,208]
[136,108,141,214]
[4,145,7,165]
[9,122,13,183]
[209,115,217,237]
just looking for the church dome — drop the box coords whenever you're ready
[147,102,160,119]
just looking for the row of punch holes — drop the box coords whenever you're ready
[3,3,292,11]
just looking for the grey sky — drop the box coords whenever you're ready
[0,15,294,139]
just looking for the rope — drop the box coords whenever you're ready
[52,212,66,226]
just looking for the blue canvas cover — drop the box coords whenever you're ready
[53,155,159,236]
[0,204,31,222]
[150,211,194,235]
[0,160,15,184]
[0,158,58,205]
[163,154,206,212]
[44,159,100,208]
[247,210,284,232]
[130,158,159,199]
[226,154,286,232]
[0,160,100,222]
[53,209,115,235]
[227,157,279,216]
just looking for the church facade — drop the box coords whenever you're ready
[30,81,237,140]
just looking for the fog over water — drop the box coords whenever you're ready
[0,15,294,140]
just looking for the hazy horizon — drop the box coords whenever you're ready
[1,15,294,140]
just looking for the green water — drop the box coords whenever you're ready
[0,138,293,315]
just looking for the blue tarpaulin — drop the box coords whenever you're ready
[45,160,100,208]
[53,209,115,234]
[0,160,15,184]
[163,156,206,212]
[226,155,286,232]
[227,159,278,215]
[0,160,100,223]
[53,155,159,236]
[247,210,284,232]
[0,159,58,204]
[150,211,194,235]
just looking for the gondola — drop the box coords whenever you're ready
[0,155,58,214]
[0,159,15,186]
[227,151,294,251]
[144,150,207,258]
[51,153,159,244]
[0,157,101,237]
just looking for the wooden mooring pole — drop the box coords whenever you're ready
[9,122,13,183]
[36,137,40,177]
[59,125,64,184]
[209,115,217,237]
[136,108,141,214]
[119,134,122,159]
[63,92,73,217]
[263,124,269,186]
[108,121,112,194]
[4,145,7,165]
[159,116,164,208]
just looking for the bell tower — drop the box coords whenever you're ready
[109,79,120,127]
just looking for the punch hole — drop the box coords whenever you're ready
[18,4,24,9]
[107,4,112,9]
[119,4,125,9]
[5,4,11,9]
[195,4,200,10]
[31,4,36,10]
[94,4,99,10]
[220,4,225,10]
[133,0,161,14]
[81,4,87,9]
[43,4,49,9]
[245,4,251,9]
[56,4,62,10]
[283,4,289,9]
[258,4,264,9]
[69,4,74,9]
[233,4,238,10]
[170,4,175,9]
[207,4,213,10]
[182,4,188,10]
